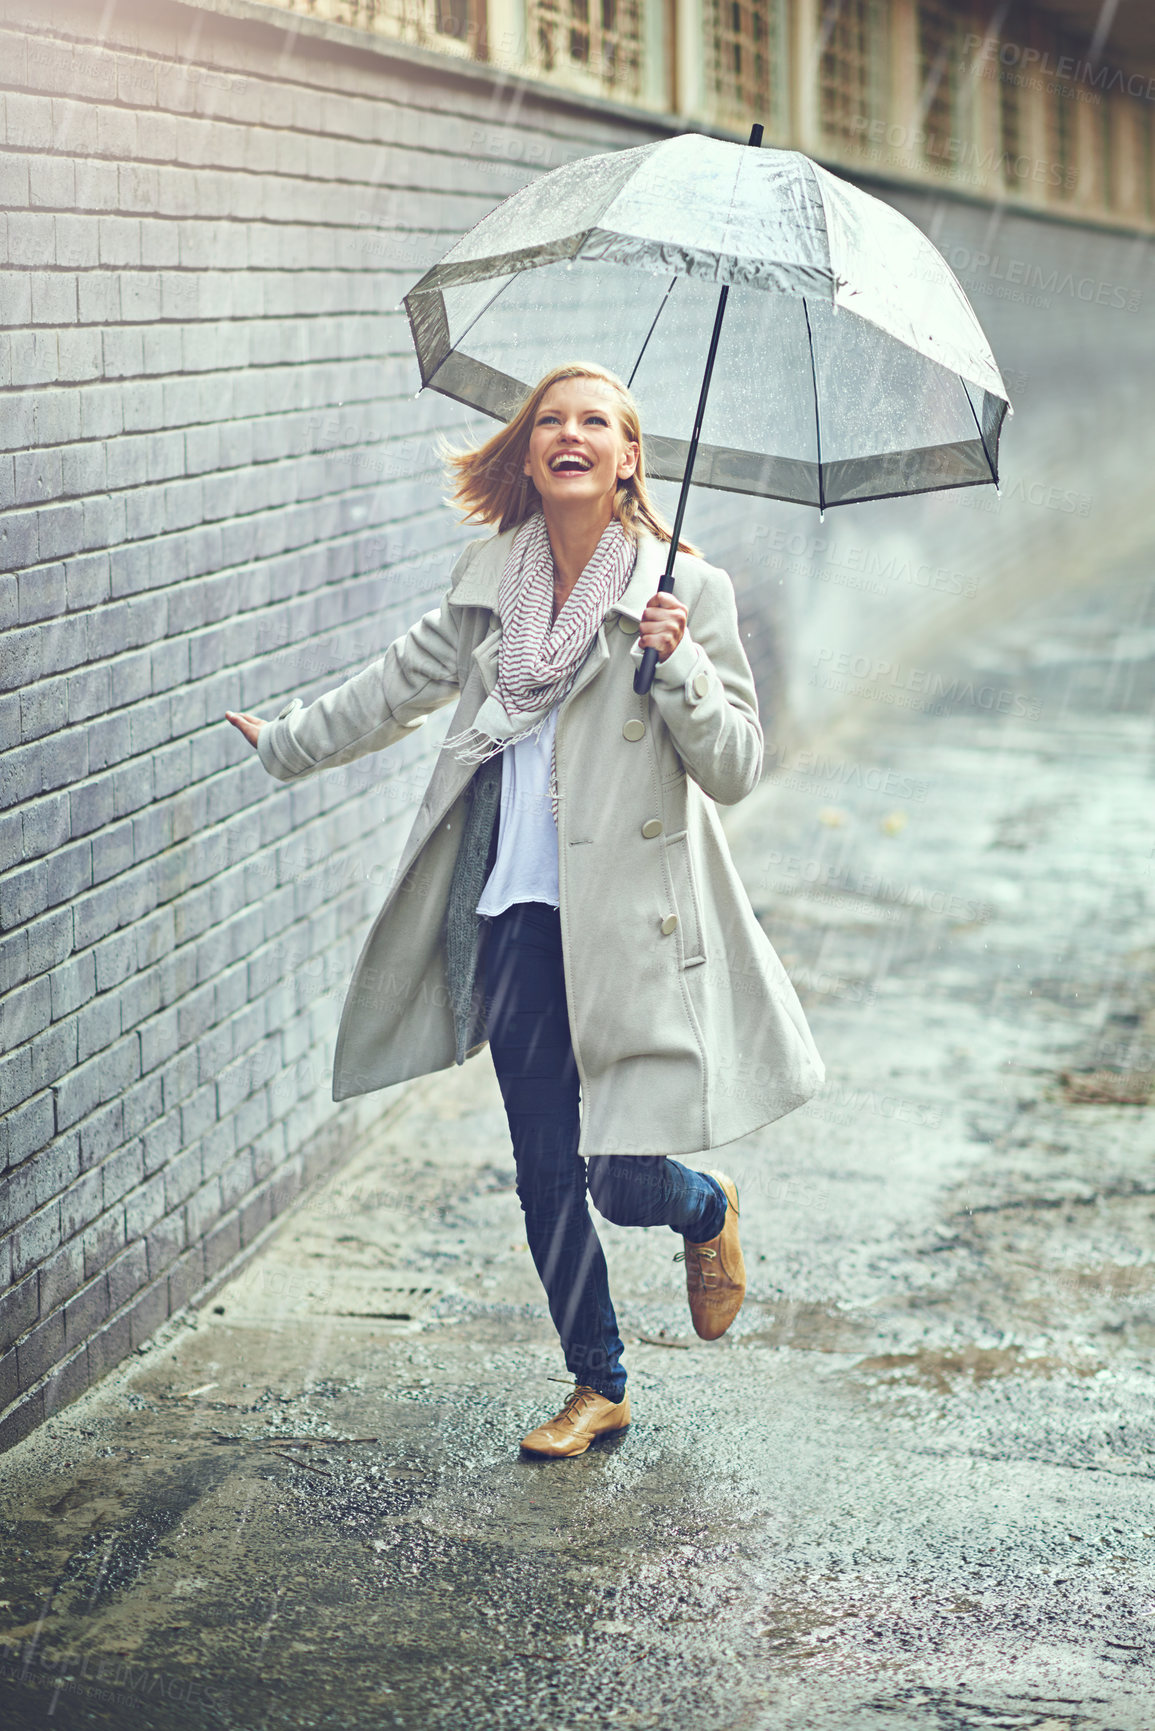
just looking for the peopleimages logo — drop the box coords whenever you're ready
[942,246,1141,314]
[962,32,1155,104]
[810,649,1042,719]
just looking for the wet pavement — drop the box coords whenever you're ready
[2,544,1154,1731]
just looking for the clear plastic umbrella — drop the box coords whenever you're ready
[404,129,1012,691]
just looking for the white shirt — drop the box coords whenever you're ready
[475,705,561,917]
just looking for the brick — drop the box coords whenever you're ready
[60,1167,103,1241]
[124,1170,166,1239]
[30,1135,79,1208]
[64,1274,110,1347]
[0,974,52,1049]
[80,382,123,439]
[19,671,67,738]
[167,1244,205,1312]
[22,794,70,859]
[91,819,135,886]
[50,950,96,1021]
[34,612,88,677]
[102,324,143,378]
[76,993,121,1064]
[77,270,121,324]
[47,838,93,905]
[86,711,132,773]
[28,1017,78,1095]
[0,1045,32,1120]
[63,553,110,613]
[38,1238,85,1316]
[9,327,57,385]
[0,926,27,996]
[37,501,85,561]
[138,1004,179,1074]
[0,1386,45,1451]
[107,1240,149,1311]
[42,1345,90,1417]
[57,326,103,382]
[34,387,83,446]
[0,861,47,930]
[11,1201,61,1282]
[17,1309,65,1390]
[52,1053,103,1132]
[28,155,76,210]
[145,1210,185,1279]
[119,970,161,1036]
[103,1141,144,1210]
[86,1306,131,1380]
[0,270,31,323]
[54,213,99,268]
[74,159,118,212]
[81,1207,125,1279]
[0,1273,38,1356]
[203,1213,240,1280]
[0,508,39,570]
[26,905,72,974]
[1,1092,55,1175]
[16,562,66,627]
[61,441,108,497]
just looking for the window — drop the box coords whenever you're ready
[917,0,965,174]
[258,0,485,57]
[526,0,644,97]
[1046,65,1079,202]
[818,0,888,149]
[704,0,787,134]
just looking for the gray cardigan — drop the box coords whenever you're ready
[444,752,503,1064]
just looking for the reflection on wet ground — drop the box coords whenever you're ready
[2,561,1154,1730]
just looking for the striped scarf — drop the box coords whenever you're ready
[442,510,637,818]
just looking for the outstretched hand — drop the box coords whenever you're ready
[226,711,265,749]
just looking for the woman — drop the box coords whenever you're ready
[227,362,824,1459]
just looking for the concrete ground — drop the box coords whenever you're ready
[2,543,1154,1731]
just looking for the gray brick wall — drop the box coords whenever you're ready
[1,0,747,1451]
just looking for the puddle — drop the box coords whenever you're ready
[851,1344,1102,1394]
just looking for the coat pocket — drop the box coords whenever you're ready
[664,828,707,967]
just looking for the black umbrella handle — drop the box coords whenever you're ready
[632,540,679,696]
[634,121,763,698]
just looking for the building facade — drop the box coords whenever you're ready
[262,0,1155,230]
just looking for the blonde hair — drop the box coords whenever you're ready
[439,362,700,555]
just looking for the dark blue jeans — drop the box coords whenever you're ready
[482,900,727,1403]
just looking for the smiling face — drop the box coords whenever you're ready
[522,377,640,514]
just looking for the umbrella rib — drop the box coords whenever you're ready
[425,275,524,391]
[626,277,679,390]
[801,296,824,512]
[958,375,997,483]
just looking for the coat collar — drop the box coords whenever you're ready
[447,520,671,626]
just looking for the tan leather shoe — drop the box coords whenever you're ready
[675,1169,746,1340]
[520,1385,631,1457]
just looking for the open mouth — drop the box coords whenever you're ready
[548,453,593,473]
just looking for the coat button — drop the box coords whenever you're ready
[692,671,710,698]
[641,818,662,839]
[622,719,645,741]
[277,698,302,721]
[660,914,678,935]
[618,616,640,633]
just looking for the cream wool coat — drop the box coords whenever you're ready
[256,522,825,1156]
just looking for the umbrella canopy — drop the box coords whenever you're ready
[404,133,1012,512]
